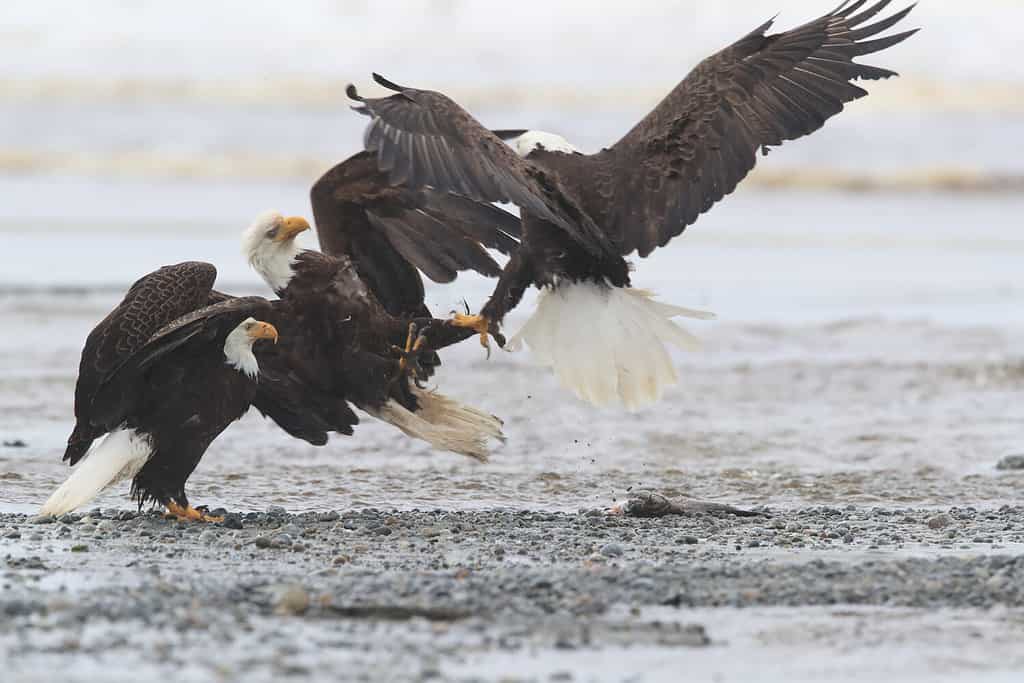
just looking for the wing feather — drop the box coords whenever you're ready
[310,151,520,304]
[64,262,219,463]
[348,81,616,257]
[527,1,917,257]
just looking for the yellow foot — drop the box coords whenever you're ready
[450,313,497,356]
[164,502,224,523]
[395,322,427,374]
[391,323,429,384]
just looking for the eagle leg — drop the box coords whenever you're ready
[164,501,225,523]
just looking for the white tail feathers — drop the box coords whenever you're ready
[39,429,153,517]
[508,282,715,411]
[367,387,504,462]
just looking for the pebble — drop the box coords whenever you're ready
[927,514,952,530]
[1,504,1023,676]
[221,514,244,530]
[274,585,310,616]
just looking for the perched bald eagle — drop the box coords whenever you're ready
[347,0,918,410]
[242,154,518,458]
[42,262,286,520]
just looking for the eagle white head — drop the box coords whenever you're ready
[223,317,278,379]
[505,130,579,158]
[242,211,310,293]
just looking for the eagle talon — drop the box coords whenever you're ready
[449,313,503,358]
[164,501,224,523]
[391,324,430,384]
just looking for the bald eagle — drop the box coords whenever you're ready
[347,0,918,410]
[242,152,518,458]
[42,262,285,520]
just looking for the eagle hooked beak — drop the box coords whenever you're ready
[275,216,310,243]
[248,321,279,344]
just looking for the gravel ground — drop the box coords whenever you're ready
[3,503,1024,682]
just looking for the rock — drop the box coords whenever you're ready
[221,514,243,530]
[70,544,88,552]
[996,455,1024,471]
[599,543,624,558]
[2,439,27,448]
[274,533,294,547]
[254,536,274,549]
[681,536,700,545]
[274,585,310,616]
[199,530,218,545]
[927,514,952,530]
[4,530,21,539]
[318,511,340,523]
[28,515,55,525]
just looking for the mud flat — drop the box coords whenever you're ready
[3,503,1024,682]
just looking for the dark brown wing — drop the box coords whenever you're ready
[90,297,273,431]
[348,76,616,258]
[65,262,218,463]
[310,151,520,316]
[251,300,360,445]
[530,0,918,257]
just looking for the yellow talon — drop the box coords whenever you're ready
[450,313,493,352]
[397,322,418,374]
[164,501,224,523]
[396,322,428,375]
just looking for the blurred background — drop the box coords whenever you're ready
[1,1,1022,512]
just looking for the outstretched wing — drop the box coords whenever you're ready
[310,151,521,316]
[348,76,616,258]
[531,0,918,257]
[66,261,219,463]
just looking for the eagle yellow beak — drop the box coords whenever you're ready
[275,216,310,242]
[248,321,279,344]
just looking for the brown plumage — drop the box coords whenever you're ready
[50,262,307,516]
[241,154,517,458]
[342,2,918,410]
[308,151,522,377]
[349,0,918,261]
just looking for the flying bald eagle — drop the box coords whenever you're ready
[242,155,517,458]
[346,0,918,410]
[41,262,288,520]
